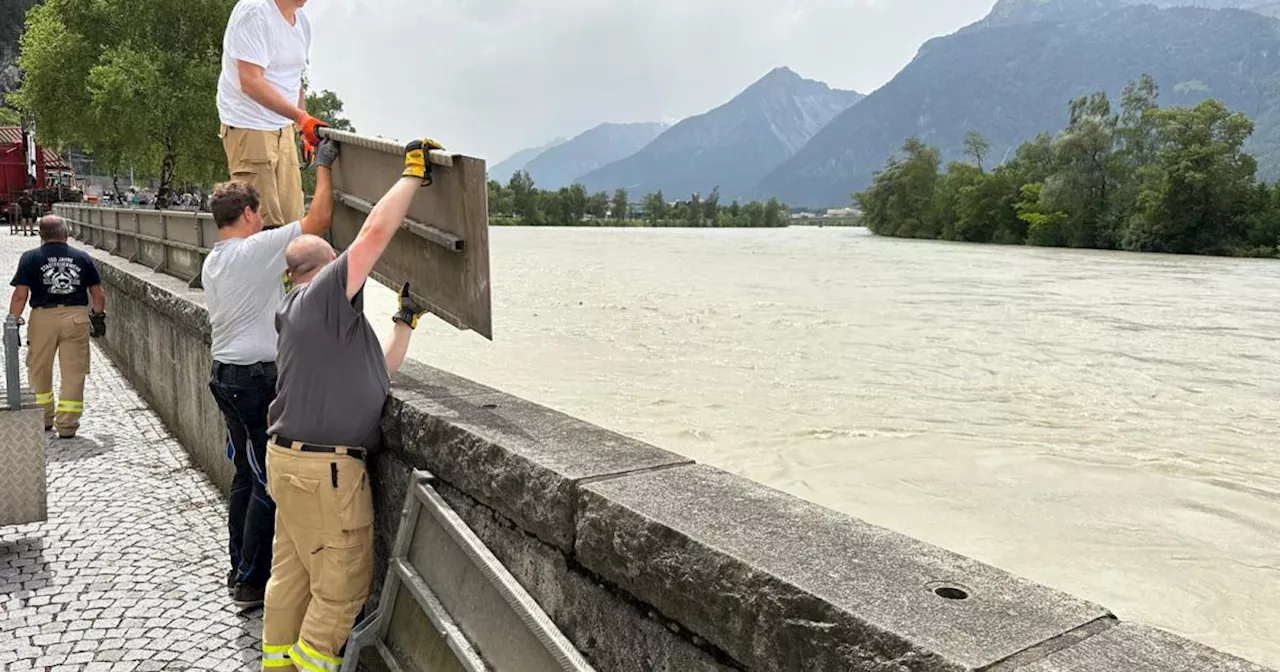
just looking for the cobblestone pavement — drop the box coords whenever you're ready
[1,229,262,670]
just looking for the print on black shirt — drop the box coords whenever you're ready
[9,243,102,309]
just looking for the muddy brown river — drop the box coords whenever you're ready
[364,226,1280,667]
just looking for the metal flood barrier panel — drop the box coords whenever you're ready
[342,470,595,672]
[0,316,47,528]
[320,128,493,340]
[52,128,493,340]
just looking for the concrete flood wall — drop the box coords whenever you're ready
[84,244,1273,672]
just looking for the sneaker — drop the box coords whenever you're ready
[232,583,265,611]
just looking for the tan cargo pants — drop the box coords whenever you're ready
[262,441,373,671]
[221,125,305,228]
[26,306,91,436]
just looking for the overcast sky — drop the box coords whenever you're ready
[305,0,997,164]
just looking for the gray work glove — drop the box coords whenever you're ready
[315,138,341,170]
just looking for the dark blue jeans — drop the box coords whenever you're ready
[209,361,277,589]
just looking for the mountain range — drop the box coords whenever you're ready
[765,0,1280,205]
[521,121,668,191]
[575,68,861,201]
[496,0,1280,207]
[489,136,568,185]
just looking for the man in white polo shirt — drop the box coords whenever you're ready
[205,139,338,610]
[217,0,329,228]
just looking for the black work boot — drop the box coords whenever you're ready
[232,583,265,611]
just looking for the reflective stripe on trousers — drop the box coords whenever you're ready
[261,643,292,669]
[26,306,91,435]
[262,443,373,669]
[260,638,343,671]
[291,639,341,671]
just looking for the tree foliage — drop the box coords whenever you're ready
[857,75,1280,258]
[489,171,788,227]
[13,0,234,203]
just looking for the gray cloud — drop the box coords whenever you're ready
[306,0,995,163]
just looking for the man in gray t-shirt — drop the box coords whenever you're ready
[203,139,339,610]
[259,138,438,665]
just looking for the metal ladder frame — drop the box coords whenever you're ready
[341,470,595,672]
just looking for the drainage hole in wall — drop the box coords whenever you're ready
[481,403,499,410]
[934,586,969,600]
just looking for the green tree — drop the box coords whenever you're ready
[963,130,991,173]
[0,106,19,126]
[14,0,231,204]
[586,190,609,219]
[763,197,786,228]
[611,188,628,219]
[1016,183,1069,247]
[1129,100,1257,254]
[855,137,942,238]
[305,90,354,132]
[561,183,588,223]
[301,89,355,193]
[703,186,720,224]
[684,192,703,227]
[1044,91,1120,247]
[508,170,539,225]
[643,190,667,223]
[741,200,766,228]
[487,179,514,216]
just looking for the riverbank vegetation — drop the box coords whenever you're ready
[489,171,790,227]
[856,75,1280,258]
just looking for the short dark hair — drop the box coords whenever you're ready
[210,181,260,228]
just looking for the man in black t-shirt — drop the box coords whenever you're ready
[16,192,36,236]
[8,216,108,438]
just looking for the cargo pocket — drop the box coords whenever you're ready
[315,529,372,605]
[275,472,324,531]
[226,128,272,177]
[328,458,374,533]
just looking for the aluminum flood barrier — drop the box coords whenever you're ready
[54,128,492,340]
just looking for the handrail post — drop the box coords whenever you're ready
[4,315,21,411]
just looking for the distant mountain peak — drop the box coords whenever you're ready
[741,66,845,99]
[576,67,863,200]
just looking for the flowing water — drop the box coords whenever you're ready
[364,227,1280,667]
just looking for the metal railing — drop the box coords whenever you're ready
[53,203,216,288]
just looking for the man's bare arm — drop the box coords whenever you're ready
[9,286,29,319]
[383,322,413,378]
[344,177,419,301]
[88,285,105,314]
[238,60,304,122]
[300,161,335,237]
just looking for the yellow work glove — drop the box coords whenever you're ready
[392,282,428,329]
[403,138,446,186]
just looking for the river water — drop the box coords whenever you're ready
[363,227,1280,667]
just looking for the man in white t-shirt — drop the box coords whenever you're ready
[204,139,338,610]
[217,0,329,228]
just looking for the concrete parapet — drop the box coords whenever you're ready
[83,243,1274,672]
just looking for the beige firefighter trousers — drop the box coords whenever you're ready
[221,125,305,228]
[26,306,91,436]
[261,440,373,671]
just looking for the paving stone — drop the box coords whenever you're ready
[0,228,262,672]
